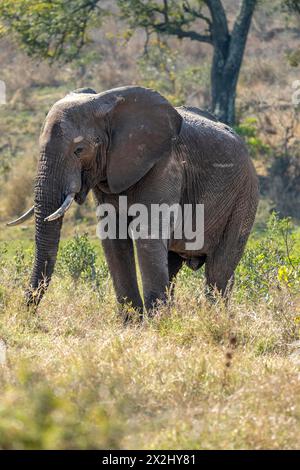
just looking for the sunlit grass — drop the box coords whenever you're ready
[1,236,300,449]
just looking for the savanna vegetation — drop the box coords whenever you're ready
[0,0,300,450]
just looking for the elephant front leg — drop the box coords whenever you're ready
[135,239,169,312]
[101,237,143,319]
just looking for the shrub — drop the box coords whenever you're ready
[12,245,33,287]
[58,234,97,284]
[0,243,7,267]
[235,117,270,159]
[0,365,123,450]
[235,213,300,300]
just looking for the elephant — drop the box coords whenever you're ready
[8,86,258,313]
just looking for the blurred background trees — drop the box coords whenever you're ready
[0,0,105,61]
[0,0,258,125]
[284,0,300,66]
[0,0,299,221]
[118,0,257,124]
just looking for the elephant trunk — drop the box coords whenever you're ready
[27,150,64,305]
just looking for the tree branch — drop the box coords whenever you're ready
[226,0,257,71]
[183,1,212,27]
[204,0,229,43]
[71,0,101,15]
[146,0,212,44]
[163,0,169,24]
[153,22,212,43]
[231,0,257,43]
[118,0,213,44]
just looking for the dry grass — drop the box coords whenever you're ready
[0,265,300,449]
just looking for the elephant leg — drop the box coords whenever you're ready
[205,259,235,301]
[205,180,258,301]
[168,251,184,300]
[101,236,143,316]
[135,239,169,312]
[205,217,251,301]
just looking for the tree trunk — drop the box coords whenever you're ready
[210,44,240,126]
[207,0,257,126]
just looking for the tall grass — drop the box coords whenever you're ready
[0,215,300,449]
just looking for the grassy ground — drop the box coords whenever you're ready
[1,217,300,450]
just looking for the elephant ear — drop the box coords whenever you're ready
[96,86,182,193]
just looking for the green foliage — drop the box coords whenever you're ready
[281,0,300,70]
[0,245,6,307]
[58,233,97,283]
[287,49,300,67]
[58,233,110,298]
[283,0,300,14]
[0,143,13,178]
[0,0,209,63]
[235,117,270,159]
[0,286,5,308]
[118,0,205,31]
[236,213,300,300]
[0,0,105,61]
[0,365,123,449]
[12,245,34,287]
[0,243,8,268]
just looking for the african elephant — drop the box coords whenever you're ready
[8,86,258,312]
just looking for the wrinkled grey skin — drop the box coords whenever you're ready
[26,86,258,311]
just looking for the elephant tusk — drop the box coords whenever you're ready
[6,206,35,226]
[44,194,75,222]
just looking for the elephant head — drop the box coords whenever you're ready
[7,86,182,304]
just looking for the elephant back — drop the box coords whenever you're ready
[177,106,219,123]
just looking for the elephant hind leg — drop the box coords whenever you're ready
[168,251,184,300]
[205,208,254,299]
[205,176,258,300]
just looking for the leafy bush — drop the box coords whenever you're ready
[58,234,97,284]
[235,117,270,159]
[0,0,105,62]
[287,49,300,67]
[0,365,123,450]
[58,233,110,299]
[12,245,33,287]
[236,213,300,300]
[0,243,7,268]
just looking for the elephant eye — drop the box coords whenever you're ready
[74,147,84,158]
